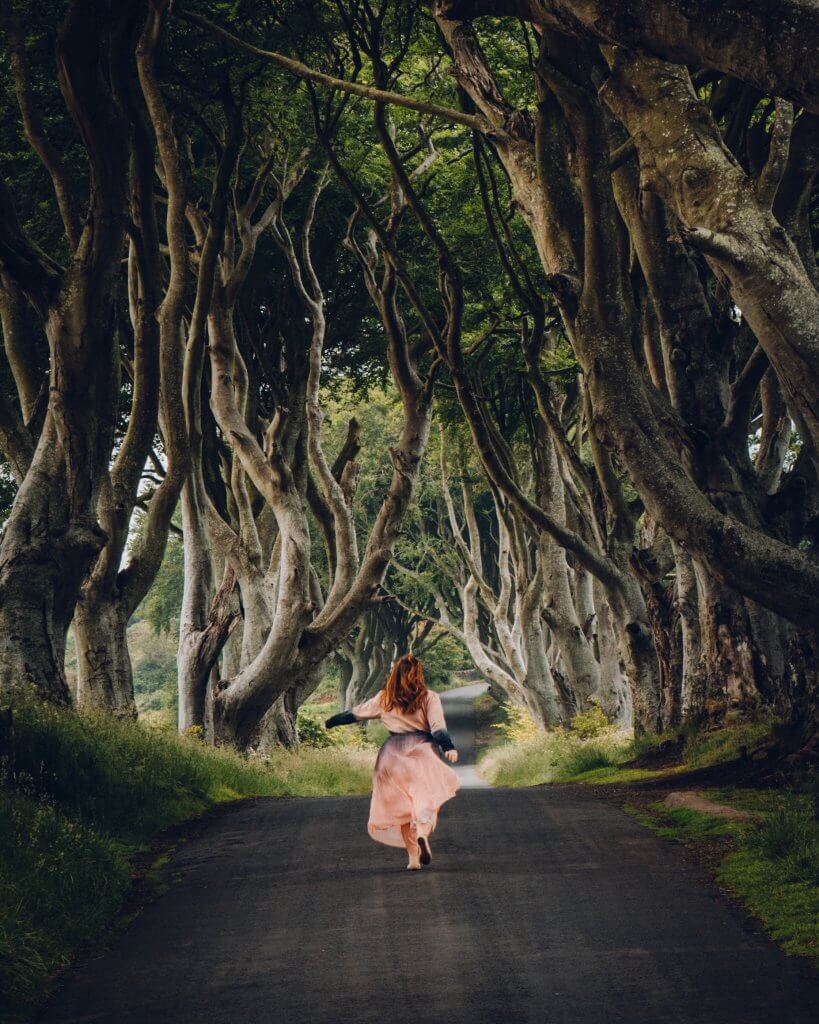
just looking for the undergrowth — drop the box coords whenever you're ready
[479,714,780,789]
[479,728,631,787]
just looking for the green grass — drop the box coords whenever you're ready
[480,718,780,788]
[629,786,819,964]
[0,702,373,1020]
[682,719,775,768]
[479,729,632,787]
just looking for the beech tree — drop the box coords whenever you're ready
[187,0,817,744]
[0,0,130,705]
[1,0,817,757]
[394,424,633,728]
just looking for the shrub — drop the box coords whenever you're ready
[569,704,611,740]
[339,722,383,750]
[556,742,616,777]
[296,709,337,749]
[492,703,540,744]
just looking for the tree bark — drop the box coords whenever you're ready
[73,597,134,715]
[672,542,701,722]
[601,51,819,472]
[434,0,819,116]
[0,2,128,705]
[593,578,632,726]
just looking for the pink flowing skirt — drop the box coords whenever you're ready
[367,733,460,848]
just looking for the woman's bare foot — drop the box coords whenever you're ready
[402,822,422,870]
[406,837,422,870]
[418,835,432,865]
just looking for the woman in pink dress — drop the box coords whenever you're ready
[326,654,459,869]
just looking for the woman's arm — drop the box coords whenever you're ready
[325,691,384,729]
[426,692,458,762]
[325,710,357,729]
[431,728,456,752]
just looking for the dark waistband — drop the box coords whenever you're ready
[387,729,433,740]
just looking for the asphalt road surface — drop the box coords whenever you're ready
[441,681,489,788]
[38,687,818,1024]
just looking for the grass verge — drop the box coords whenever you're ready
[478,716,777,788]
[479,727,632,787]
[0,702,373,1021]
[628,787,819,964]
[481,714,818,966]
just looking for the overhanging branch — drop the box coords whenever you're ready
[178,9,489,133]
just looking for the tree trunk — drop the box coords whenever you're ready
[673,543,701,722]
[0,421,104,705]
[0,4,128,706]
[520,601,567,727]
[178,483,239,734]
[593,579,631,726]
[73,594,135,716]
[689,567,793,724]
[254,690,300,752]
[535,422,601,705]
[607,585,662,735]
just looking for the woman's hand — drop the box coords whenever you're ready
[444,749,458,763]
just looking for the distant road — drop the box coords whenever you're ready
[39,687,818,1024]
[441,681,489,788]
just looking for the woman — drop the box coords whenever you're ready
[326,654,459,870]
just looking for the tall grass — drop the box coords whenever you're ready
[480,729,631,788]
[746,794,819,877]
[479,713,785,789]
[0,703,373,1019]
[682,718,774,768]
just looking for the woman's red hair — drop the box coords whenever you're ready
[381,654,428,715]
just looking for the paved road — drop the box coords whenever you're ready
[39,688,818,1024]
[441,681,489,788]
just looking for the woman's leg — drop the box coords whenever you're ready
[401,823,421,870]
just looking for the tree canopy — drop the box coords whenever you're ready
[0,0,817,756]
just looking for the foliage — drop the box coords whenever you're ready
[136,528,185,639]
[296,707,338,749]
[128,621,179,726]
[298,693,388,750]
[480,729,630,788]
[481,708,780,788]
[492,702,540,744]
[420,633,471,690]
[569,704,612,740]
[0,702,373,1018]
[0,464,15,529]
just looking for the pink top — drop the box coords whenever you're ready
[353,689,449,736]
